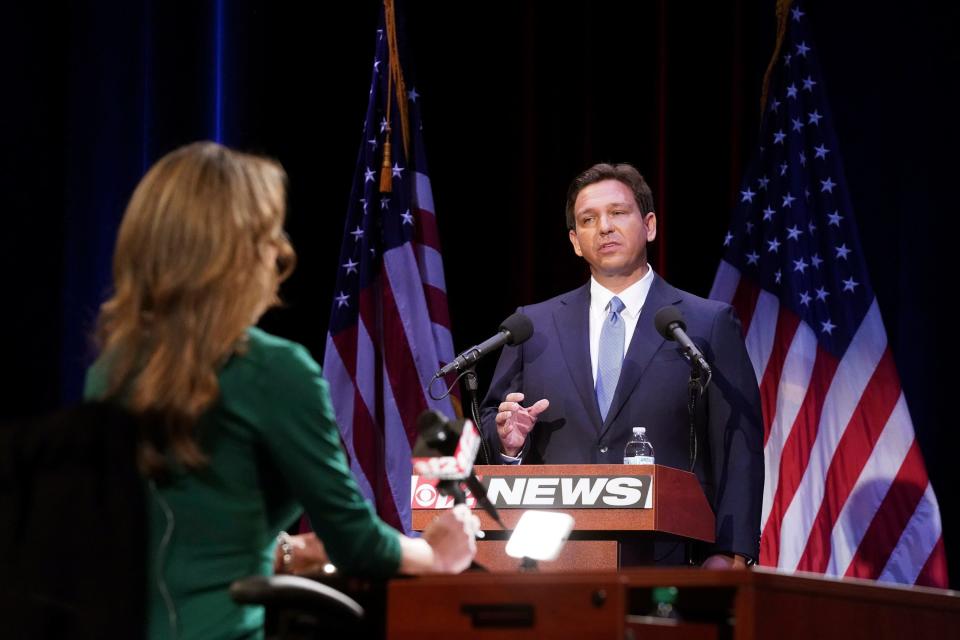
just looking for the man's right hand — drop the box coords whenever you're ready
[496,392,549,457]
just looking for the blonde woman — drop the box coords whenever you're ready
[84,142,477,640]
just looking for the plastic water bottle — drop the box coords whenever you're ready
[624,426,654,464]
[651,586,679,619]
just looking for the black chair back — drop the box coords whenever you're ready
[0,402,147,639]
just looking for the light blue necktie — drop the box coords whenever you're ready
[596,296,626,422]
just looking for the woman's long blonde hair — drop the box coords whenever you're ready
[94,141,295,476]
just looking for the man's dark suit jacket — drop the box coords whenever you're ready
[479,274,764,561]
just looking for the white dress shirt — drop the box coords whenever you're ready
[588,267,656,384]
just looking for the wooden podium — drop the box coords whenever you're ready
[387,567,960,639]
[411,464,715,571]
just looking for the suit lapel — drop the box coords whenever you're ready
[600,274,683,437]
[553,284,603,433]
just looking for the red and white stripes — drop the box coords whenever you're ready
[323,171,458,534]
[710,260,946,587]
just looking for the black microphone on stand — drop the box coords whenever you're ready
[654,305,711,478]
[654,306,712,377]
[433,313,533,379]
[430,312,533,465]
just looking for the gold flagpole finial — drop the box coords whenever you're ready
[380,0,411,193]
[384,0,410,161]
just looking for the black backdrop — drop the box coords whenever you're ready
[3,0,958,586]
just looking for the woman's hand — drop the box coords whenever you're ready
[273,532,332,576]
[420,504,480,574]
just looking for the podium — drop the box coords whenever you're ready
[411,464,715,571]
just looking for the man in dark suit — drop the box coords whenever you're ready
[479,163,763,567]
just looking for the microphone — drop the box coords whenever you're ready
[654,306,712,376]
[412,410,481,481]
[433,312,533,379]
[412,410,504,529]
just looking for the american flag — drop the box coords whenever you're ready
[710,1,947,586]
[322,10,458,534]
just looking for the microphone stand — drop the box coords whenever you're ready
[687,368,704,473]
[462,367,491,465]
[684,364,709,566]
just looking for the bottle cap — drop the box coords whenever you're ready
[652,586,678,605]
[633,426,645,435]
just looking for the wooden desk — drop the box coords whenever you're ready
[387,567,960,639]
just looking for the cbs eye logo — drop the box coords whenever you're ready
[414,482,438,507]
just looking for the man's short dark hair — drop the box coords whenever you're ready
[565,163,655,230]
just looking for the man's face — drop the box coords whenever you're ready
[568,179,657,283]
